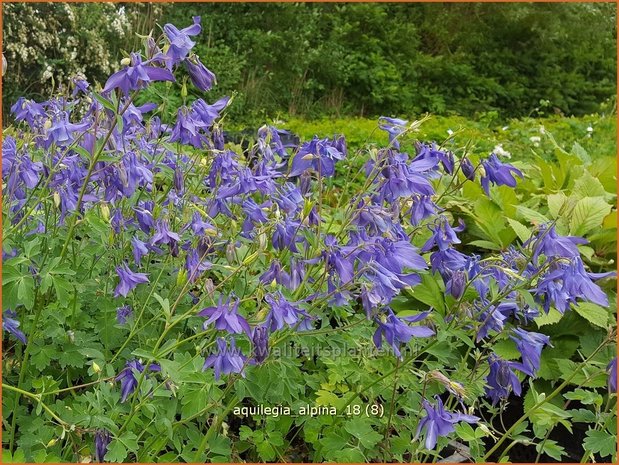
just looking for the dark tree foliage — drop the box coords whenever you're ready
[3,2,616,122]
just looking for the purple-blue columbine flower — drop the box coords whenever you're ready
[416,396,479,450]
[289,135,346,178]
[252,326,270,364]
[94,429,111,462]
[131,236,149,266]
[373,309,434,359]
[116,305,133,324]
[185,56,216,92]
[203,337,246,380]
[510,328,550,377]
[46,111,90,148]
[151,219,181,249]
[113,263,149,298]
[607,357,617,393]
[480,153,523,195]
[378,116,408,149]
[446,270,467,299]
[103,53,175,96]
[2,310,27,344]
[198,295,252,336]
[460,157,475,180]
[421,217,465,252]
[116,360,160,402]
[485,355,522,405]
[530,224,588,262]
[264,291,313,332]
[11,97,46,127]
[164,16,201,63]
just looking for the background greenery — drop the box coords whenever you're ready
[3,2,617,124]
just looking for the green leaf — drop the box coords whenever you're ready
[583,429,617,458]
[344,418,383,449]
[569,196,612,236]
[17,275,35,310]
[573,302,610,329]
[536,439,566,461]
[506,218,532,243]
[467,240,502,251]
[572,170,609,199]
[535,307,564,327]
[106,439,128,462]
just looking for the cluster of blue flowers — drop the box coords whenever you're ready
[2,16,616,458]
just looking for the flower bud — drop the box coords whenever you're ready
[120,57,131,67]
[460,157,475,181]
[226,242,237,264]
[252,326,270,364]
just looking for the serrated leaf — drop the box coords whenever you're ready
[105,439,127,462]
[569,196,612,236]
[506,218,532,243]
[583,429,617,458]
[535,307,563,327]
[573,302,609,329]
[572,170,609,199]
[344,418,383,448]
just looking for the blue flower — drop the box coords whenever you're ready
[198,295,252,336]
[114,263,149,298]
[131,236,149,266]
[373,309,434,359]
[116,305,133,324]
[480,153,523,195]
[289,135,346,177]
[203,337,247,380]
[510,328,550,377]
[485,355,522,405]
[94,429,111,462]
[530,224,588,262]
[185,56,216,92]
[2,310,27,344]
[607,357,617,393]
[164,16,201,63]
[378,116,408,149]
[416,396,479,450]
[264,291,313,332]
[421,217,464,252]
[460,157,476,180]
[252,326,270,364]
[103,53,175,96]
[116,360,160,402]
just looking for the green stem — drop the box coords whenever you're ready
[3,383,68,427]
[482,336,612,461]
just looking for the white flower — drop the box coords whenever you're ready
[502,126,509,131]
[493,144,511,159]
[447,129,454,136]
[539,126,546,134]
[586,126,593,133]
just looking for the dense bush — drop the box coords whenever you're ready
[2,16,617,463]
[3,3,616,123]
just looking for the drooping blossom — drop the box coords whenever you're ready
[252,326,270,364]
[198,295,252,336]
[114,263,149,298]
[607,357,617,393]
[485,355,522,405]
[94,429,111,462]
[373,309,434,359]
[510,328,550,377]
[480,153,523,195]
[263,291,313,332]
[116,305,133,324]
[2,310,27,344]
[116,360,161,402]
[164,16,201,63]
[103,53,175,96]
[185,56,216,92]
[203,337,246,380]
[416,396,479,450]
